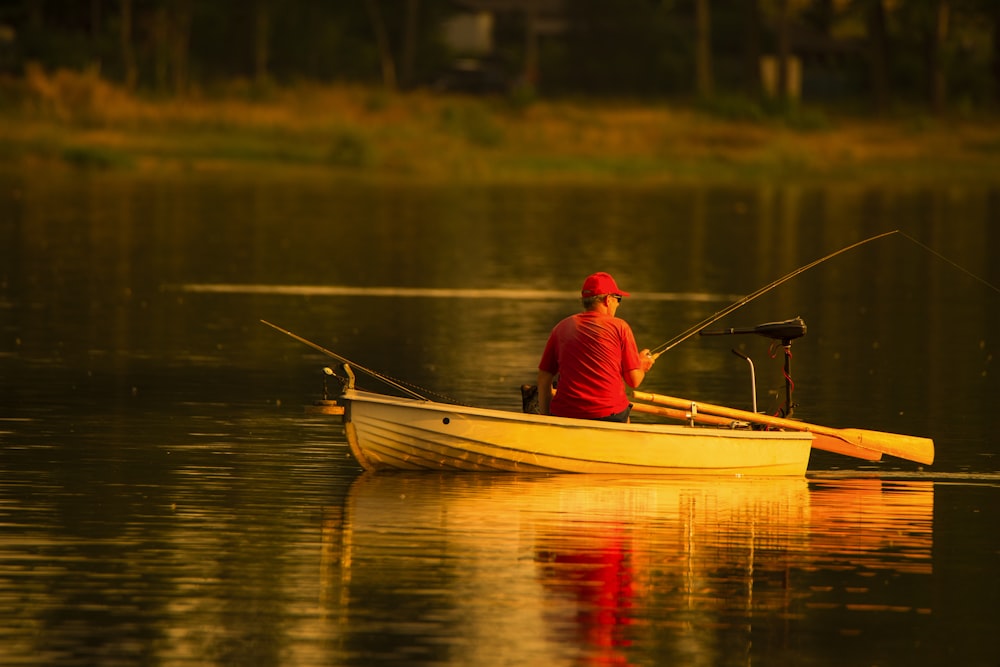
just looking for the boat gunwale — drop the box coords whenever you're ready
[339,388,813,442]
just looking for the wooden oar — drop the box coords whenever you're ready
[630,401,736,426]
[632,390,933,465]
[630,402,882,462]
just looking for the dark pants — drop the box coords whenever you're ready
[594,405,632,423]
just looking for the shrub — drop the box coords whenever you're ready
[439,103,504,147]
[23,63,136,125]
[326,129,372,168]
[61,145,133,169]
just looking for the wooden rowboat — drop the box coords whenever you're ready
[336,369,933,474]
[339,385,814,476]
[261,320,934,475]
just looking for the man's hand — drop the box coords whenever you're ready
[640,349,655,372]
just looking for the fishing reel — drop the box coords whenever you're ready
[699,316,806,419]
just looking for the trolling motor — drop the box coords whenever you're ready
[699,316,806,418]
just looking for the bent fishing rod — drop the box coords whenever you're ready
[649,229,900,358]
[260,319,430,400]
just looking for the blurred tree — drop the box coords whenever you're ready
[254,0,270,86]
[993,1,1000,104]
[89,0,102,43]
[743,0,763,97]
[694,0,713,98]
[152,3,168,91]
[401,0,419,89]
[120,0,137,90]
[365,0,397,90]
[866,0,891,114]
[555,0,683,95]
[172,0,191,94]
[765,0,815,105]
[775,0,792,103]
[927,0,950,113]
[0,0,997,111]
[144,0,192,95]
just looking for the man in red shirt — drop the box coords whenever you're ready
[537,272,655,422]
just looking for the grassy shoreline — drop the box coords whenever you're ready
[3,77,1000,185]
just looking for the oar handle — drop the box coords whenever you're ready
[630,401,733,426]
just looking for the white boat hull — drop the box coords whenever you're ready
[340,389,813,476]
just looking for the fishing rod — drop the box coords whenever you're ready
[649,229,900,358]
[260,319,430,400]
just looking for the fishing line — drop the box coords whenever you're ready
[898,231,1000,296]
[649,230,900,357]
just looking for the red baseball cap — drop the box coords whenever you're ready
[581,272,630,298]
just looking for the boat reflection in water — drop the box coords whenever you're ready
[322,474,934,665]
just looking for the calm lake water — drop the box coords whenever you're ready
[1,169,998,665]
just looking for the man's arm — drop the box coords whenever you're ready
[537,370,555,415]
[625,349,655,389]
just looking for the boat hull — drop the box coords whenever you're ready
[340,389,813,476]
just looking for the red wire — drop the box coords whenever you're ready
[768,342,795,417]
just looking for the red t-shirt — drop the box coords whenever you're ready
[538,311,643,419]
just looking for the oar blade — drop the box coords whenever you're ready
[840,429,935,465]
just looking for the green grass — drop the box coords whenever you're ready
[61,145,134,169]
[3,69,1000,184]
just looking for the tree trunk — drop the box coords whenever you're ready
[400,0,418,90]
[120,0,137,90]
[744,0,761,97]
[364,0,397,91]
[171,0,191,95]
[814,0,834,36]
[91,0,102,40]
[153,6,168,93]
[867,0,890,114]
[26,0,43,31]
[523,9,538,89]
[255,0,271,86]
[993,4,1000,107]
[927,0,949,114]
[776,0,791,105]
[694,0,713,99]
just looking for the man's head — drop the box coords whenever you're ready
[581,272,629,310]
